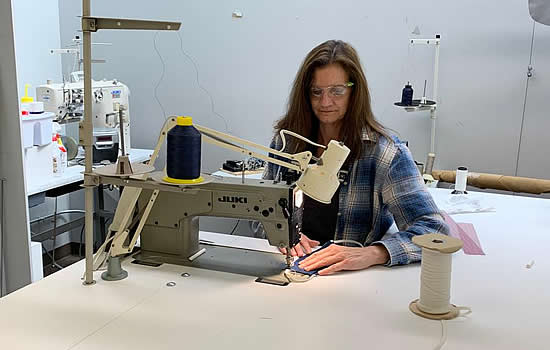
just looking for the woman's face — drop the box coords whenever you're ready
[310,63,351,128]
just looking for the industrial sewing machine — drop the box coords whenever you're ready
[89,116,350,284]
[36,77,131,162]
[75,8,349,285]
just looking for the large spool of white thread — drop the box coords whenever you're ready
[452,166,468,194]
[410,233,464,320]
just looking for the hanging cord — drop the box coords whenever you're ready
[152,31,230,132]
[278,129,326,152]
[514,20,536,177]
[153,32,168,120]
[176,31,229,132]
[229,220,240,235]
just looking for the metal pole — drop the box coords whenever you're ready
[83,0,95,285]
[118,107,126,156]
[430,37,441,155]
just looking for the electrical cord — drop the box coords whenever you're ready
[229,220,240,235]
[152,31,230,132]
[333,239,363,247]
[80,218,110,258]
[176,31,229,132]
[153,32,167,120]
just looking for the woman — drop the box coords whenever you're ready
[263,40,448,275]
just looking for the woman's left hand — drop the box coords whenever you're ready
[298,244,390,275]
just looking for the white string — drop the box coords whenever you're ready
[333,239,363,248]
[278,129,326,152]
[434,307,472,350]
[418,248,452,314]
[434,320,447,350]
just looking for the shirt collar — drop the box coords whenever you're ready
[361,127,378,143]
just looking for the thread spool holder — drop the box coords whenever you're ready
[409,233,463,320]
[394,35,441,176]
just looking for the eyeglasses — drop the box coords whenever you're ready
[310,82,354,98]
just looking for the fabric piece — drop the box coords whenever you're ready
[439,194,495,215]
[442,212,485,255]
[290,241,333,275]
[264,130,449,267]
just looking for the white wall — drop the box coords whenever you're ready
[0,0,32,295]
[12,0,63,97]
[13,0,76,252]
[57,0,547,179]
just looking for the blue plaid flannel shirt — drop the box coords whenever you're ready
[263,128,449,266]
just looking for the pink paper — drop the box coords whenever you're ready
[457,223,485,255]
[441,212,485,255]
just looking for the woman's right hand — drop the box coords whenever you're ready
[279,233,320,257]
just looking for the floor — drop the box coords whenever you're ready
[43,253,83,277]
[41,242,86,277]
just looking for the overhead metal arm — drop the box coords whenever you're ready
[194,124,313,173]
[81,0,181,285]
[82,17,181,32]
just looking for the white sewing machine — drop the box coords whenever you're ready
[36,77,131,162]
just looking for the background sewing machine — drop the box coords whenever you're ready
[36,78,131,163]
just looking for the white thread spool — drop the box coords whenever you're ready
[452,166,468,194]
[410,233,463,320]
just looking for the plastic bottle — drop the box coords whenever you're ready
[52,134,67,176]
[52,135,61,176]
[20,84,33,115]
[57,134,67,173]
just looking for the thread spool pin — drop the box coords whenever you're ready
[409,233,463,320]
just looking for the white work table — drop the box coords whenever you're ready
[0,188,548,349]
[26,148,153,196]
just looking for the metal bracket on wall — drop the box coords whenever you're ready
[81,17,181,32]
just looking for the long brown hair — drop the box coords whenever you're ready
[275,40,389,162]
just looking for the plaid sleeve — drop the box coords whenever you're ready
[262,137,282,180]
[373,143,449,266]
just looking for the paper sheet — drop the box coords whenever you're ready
[442,212,485,255]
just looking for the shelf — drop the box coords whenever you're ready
[394,99,436,112]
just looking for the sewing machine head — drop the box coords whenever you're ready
[110,177,303,276]
[126,176,303,276]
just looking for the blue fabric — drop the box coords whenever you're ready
[263,128,449,267]
[290,241,334,275]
